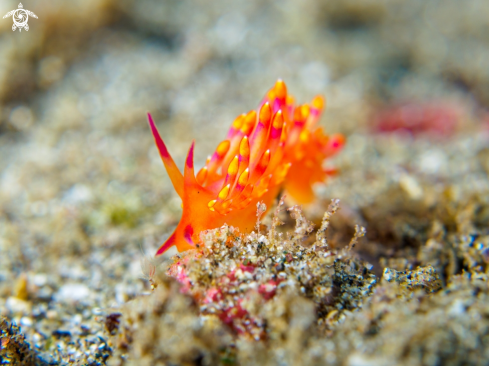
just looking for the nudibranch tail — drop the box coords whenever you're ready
[149,79,345,256]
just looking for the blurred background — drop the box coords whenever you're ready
[0,0,489,362]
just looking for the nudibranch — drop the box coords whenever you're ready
[148,80,345,255]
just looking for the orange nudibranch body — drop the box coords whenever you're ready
[148,80,345,256]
